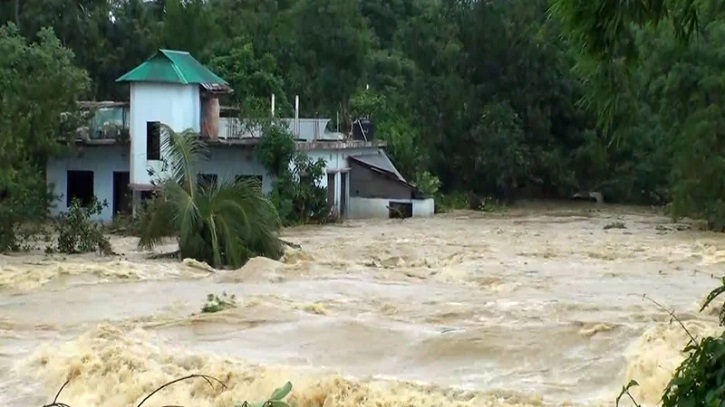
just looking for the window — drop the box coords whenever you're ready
[235,175,263,188]
[197,173,218,188]
[147,121,161,160]
[112,172,132,216]
[66,170,94,207]
[327,173,335,208]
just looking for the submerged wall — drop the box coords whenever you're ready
[46,144,130,222]
[46,144,271,223]
[348,197,435,219]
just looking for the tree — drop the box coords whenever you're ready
[285,0,371,116]
[549,0,699,59]
[137,126,284,268]
[0,24,89,251]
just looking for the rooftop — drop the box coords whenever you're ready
[115,49,232,94]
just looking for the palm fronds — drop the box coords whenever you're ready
[137,124,283,268]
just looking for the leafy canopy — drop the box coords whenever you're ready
[0,23,88,251]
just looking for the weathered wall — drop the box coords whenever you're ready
[301,146,380,216]
[201,97,220,139]
[348,197,435,219]
[194,146,273,193]
[129,82,200,188]
[46,144,130,222]
[412,198,435,217]
[47,145,272,222]
[348,160,413,200]
[46,142,414,222]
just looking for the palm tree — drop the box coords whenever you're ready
[137,124,283,268]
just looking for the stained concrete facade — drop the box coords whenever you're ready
[46,140,418,222]
[47,50,434,222]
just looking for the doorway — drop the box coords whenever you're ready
[340,172,348,217]
[113,171,132,216]
[66,170,94,207]
[326,173,336,210]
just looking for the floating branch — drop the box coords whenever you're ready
[137,374,227,407]
[42,379,71,407]
[147,250,182,260]
[628,293,698,347]
[41,374,227,407]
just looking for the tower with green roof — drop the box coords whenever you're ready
[116,49,232,192]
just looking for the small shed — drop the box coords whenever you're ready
[347,151,434,218]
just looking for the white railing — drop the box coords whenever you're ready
[218,117,343,141]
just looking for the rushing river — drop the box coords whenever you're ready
[1,203,724,407]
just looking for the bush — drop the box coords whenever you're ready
[51,196,113,255]
[256,122,296,177]
[256,122,330,225]
[270,152,329,225]
[0,163,56,252]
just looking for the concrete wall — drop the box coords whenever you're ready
[348,197,435,219]
[300,147,379,217]
[46,144,130,222]
[129,82,200,188]
[194,146,273,193]
[46,141,426,222]
[47,144,273,222]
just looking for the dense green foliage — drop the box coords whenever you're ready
[617,281,725,407]
[0,23,88,251]
[4,0,725,236]
[138,126,283,268]
[51,197,112,254]
[256,122,330,225]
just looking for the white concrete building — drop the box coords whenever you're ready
[46,49,434,222]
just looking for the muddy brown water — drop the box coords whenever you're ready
[0,204,724,407]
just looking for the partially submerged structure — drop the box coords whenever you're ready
[46,49,434,222]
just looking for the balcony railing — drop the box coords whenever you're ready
[74,102,130,141]
[218,117,344,142]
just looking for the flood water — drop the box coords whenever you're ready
[1,203,724,407]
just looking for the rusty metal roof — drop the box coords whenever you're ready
[348,151,407,183]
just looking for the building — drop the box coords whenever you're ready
[46,49,434,223]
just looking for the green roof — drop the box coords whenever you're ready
[116,49,232,93]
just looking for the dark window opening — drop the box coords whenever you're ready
[197,173,218,189]
[388,201,412,219]
[147,121,161,160]
[66,170,94,207]
[113,172,132,216]
[340,172,347,217]
[140,191,154,202]
[327,173,335,208]
[138,190,157,211]
[235,174,263,188]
